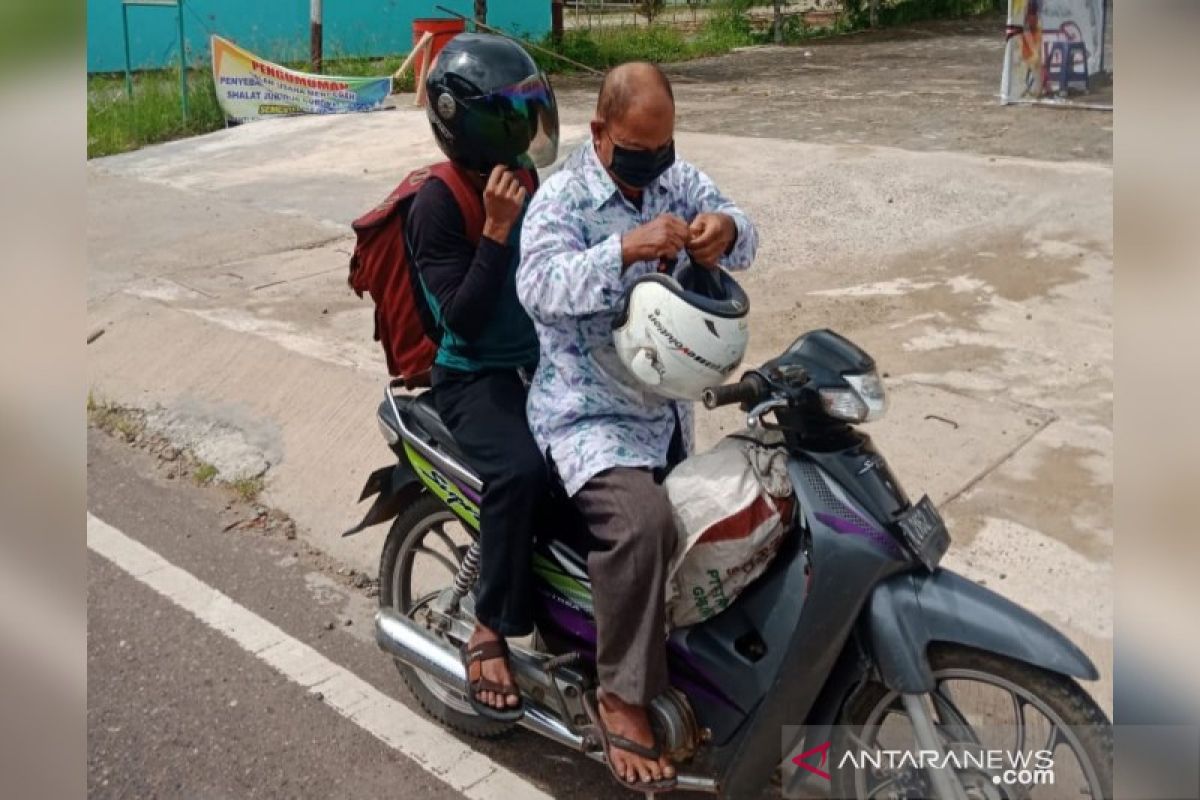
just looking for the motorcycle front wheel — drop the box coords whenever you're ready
[378,492,516,739]
[833,643,1112,800]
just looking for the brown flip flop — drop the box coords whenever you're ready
[582,692,677,792]
[460,638,524,722]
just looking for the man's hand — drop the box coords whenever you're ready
[686,213,737,268]
[620,214,690,268]
[482,165,527,244]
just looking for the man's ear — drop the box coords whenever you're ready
[589,119,604,142]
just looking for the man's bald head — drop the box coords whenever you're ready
[595,62,674,122]
[591,62,677,197]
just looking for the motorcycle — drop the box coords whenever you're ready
[346,329,1113,799]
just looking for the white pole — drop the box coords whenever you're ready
[999,0,1014,104]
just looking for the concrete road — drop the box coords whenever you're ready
[87,18,1112,783]
[88,428,643,799]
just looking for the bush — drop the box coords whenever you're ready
[841,0,1004,28]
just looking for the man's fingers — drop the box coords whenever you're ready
[688,240,722,266]
[689,216,720,244]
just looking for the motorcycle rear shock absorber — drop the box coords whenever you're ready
[445,540,482,616]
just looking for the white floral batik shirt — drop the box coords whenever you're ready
[517,142,758,496]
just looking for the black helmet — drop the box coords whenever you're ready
[425,33,559,173]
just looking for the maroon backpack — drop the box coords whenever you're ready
[347,162,484,388]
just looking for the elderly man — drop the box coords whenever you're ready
[517,62,757,789]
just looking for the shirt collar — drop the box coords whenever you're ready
[580,141,669,210]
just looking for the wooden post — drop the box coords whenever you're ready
[474,0,487,27]
[392,31,433,82]
[310,0,323,72]
[414,37,433,107]
[551,1,564,43]
[869,0,879,27]
[773,0,783,43]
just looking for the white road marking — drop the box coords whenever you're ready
[86,512,552,800]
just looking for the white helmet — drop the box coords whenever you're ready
[612,264,750,401]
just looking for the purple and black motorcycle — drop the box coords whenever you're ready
[348,329,1112,799]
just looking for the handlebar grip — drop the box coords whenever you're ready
[702,375,765,409]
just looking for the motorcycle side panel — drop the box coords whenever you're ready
[680,457,912,796]
[865,568,1100,693]
[405,442,480,530]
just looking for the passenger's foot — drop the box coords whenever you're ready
[465,625,520,711]
[596,690,676,786]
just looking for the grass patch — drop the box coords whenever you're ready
[86,392,145,442]
[87,55,412,160]
[230,475,266,503]
[193,462,218,486]
[531,8,761,73]
[88,69,226,159]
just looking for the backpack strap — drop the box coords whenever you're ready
[428,162,486,245]
[427,163,539,245]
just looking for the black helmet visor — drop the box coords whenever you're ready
[460,72,559,170]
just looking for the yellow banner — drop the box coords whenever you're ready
[210,35,391,123]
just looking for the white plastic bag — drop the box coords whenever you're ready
[664,431,795,628]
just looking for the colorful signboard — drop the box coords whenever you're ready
[210,35,391,123]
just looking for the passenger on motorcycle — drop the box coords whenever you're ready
[406,33,559,721]
[516,62,759,789]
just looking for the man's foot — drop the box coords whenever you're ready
[596,690,676,786]
[465,625,519,711]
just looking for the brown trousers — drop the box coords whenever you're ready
[573,467,678,706]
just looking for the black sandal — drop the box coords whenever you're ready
[460,639,524,722]
[583,692,677,792]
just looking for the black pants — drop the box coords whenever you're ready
[432,366,547,637]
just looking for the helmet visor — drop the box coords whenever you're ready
[462,73,559,170]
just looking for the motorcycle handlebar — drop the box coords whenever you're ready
[702,374,767,409]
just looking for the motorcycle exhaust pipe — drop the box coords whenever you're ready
[375,608,719,794]
[375,608,584,751]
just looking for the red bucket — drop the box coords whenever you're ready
[412,18,466,81]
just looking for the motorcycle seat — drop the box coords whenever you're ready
[396,391,465,465]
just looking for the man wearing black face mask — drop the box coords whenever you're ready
[516,62,758,790]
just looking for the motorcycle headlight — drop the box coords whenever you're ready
[819,371,888,423]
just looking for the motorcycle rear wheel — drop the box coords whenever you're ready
[378,492,516,739]
[833,643,1112,800]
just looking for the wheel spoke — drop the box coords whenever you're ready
[1011,691,1029,755]
[413,543,460,577]
[1040,719,1066,756]
[863,772,902,799]
[428,523,465,563]
[932,680,982,746]
[406,589,442,616]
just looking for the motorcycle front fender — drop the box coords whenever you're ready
[865,568,1099,694]
[342,459,424,537]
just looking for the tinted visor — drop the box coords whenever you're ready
[461,73,559,169]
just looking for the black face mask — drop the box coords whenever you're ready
[605,135,676,189]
